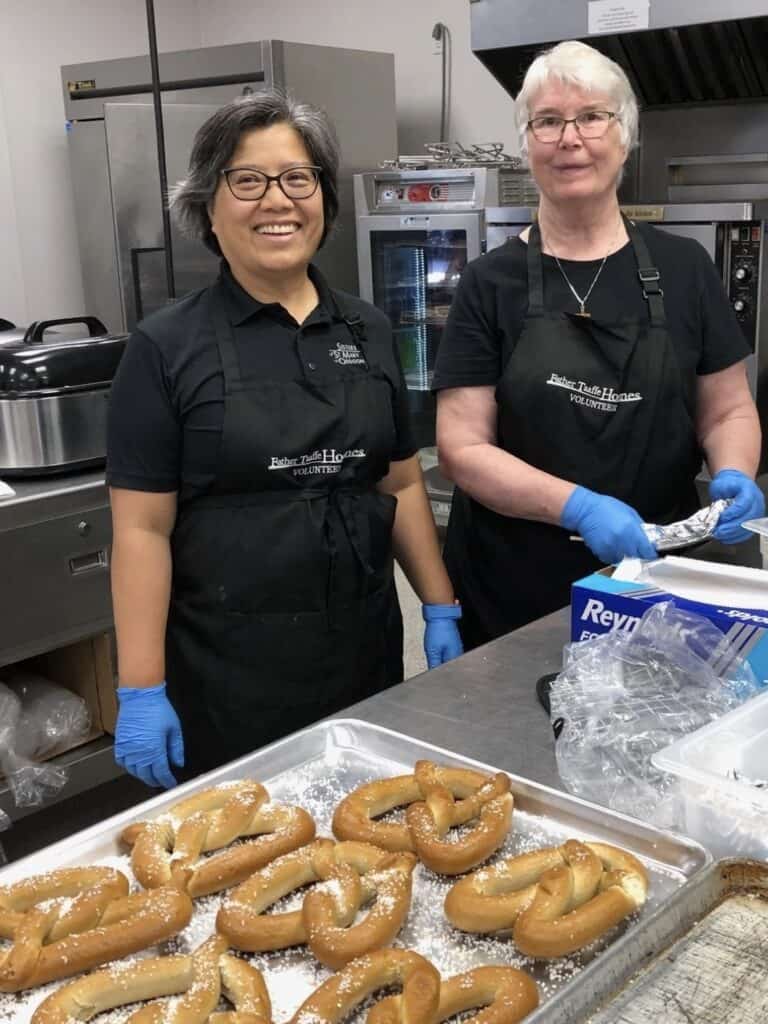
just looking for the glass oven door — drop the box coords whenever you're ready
[356,213,481,447]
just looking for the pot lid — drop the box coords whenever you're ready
[0,316,127,395]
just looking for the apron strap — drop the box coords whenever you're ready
[624,216,667,327]
[526,222,546,315]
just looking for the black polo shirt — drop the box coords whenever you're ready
[107,263,416,503]
[433,223,750,396]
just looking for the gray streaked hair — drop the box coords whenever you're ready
[169,90,340,255]
[515,40,639,155]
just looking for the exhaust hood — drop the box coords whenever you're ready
[471,0,768,107]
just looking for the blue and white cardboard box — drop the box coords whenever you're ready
[571,560,768,688]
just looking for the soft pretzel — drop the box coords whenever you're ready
[0,867,192,992]
[218,838,416,969]
[121,781,316,897]
[288,948,440,1024]
[445,839,649,958]
[369,966,539,1024]
[332,760,513,874]
[32,933,272,1023]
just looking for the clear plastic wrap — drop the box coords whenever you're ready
[0,675,91,807]
[549,601,760,830]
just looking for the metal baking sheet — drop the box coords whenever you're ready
[0,719,709,1023]
[538,859,768,1023]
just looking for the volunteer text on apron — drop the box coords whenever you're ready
[444,218,701,648]
[166,272,403,774]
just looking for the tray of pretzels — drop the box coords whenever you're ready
[0,718,709,1023]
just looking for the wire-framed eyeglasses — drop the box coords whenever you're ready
[527,110,618,143]
[221,165,322,201]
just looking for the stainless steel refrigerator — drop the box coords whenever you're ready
[62,40,397,334]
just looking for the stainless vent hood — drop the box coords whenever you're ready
[471,0,768,106]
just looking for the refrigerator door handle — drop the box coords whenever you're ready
[129,246,165,323]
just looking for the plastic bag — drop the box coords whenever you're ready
[6,672,91,761]
[549,601,760,830]
[0,675,90,808]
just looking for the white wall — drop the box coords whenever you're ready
[197,0,518,158]
[0,1,201,324]
[0,0,517,323]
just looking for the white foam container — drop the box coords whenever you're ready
[652,688,768,860]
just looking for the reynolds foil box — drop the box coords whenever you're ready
[571,560,768,688]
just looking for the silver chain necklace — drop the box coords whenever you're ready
[552,252,607,317]
[545,220,623,318]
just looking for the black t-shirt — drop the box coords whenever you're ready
[107,264,416,503]
[433,222,750,393]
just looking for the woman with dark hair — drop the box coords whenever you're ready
[108,92,462,787]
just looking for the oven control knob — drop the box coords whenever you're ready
[734,265,752,283]
[733,298,748,314]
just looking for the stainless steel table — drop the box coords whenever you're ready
[335,607,569,791]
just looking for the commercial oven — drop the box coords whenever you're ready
[354,167,519,524]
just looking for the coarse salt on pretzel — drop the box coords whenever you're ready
[0,866,192,992]
[332,761,513,874]
[288,948,440,1024]
[369,966,539,1024]
[445,839,648,958]
[32,933,273,1024]
[218,838,416,968]
[121,781,315,898]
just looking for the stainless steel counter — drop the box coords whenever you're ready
[0,476,765,838]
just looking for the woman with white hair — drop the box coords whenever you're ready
[434,40,764,649]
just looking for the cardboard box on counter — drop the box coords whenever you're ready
[0,633,117,777]
[571,557,768,687]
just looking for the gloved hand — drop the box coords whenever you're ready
[423,603,464,669]
[561,485,657,564]
[115,682,184,789]
[709,469,766,544]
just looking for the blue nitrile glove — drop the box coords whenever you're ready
[115,682,185,789]
[709,469,766,544]
[561,485,657,564]
[423,603,464,669]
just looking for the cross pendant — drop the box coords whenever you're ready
[575,308,591,318]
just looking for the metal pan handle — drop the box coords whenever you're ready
[23,316,108,344]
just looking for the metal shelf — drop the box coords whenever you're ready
[0,735,122,825]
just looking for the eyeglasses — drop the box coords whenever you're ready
[221,165,322,201]
[527,110,618,143]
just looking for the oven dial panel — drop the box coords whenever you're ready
[728,222,762,348]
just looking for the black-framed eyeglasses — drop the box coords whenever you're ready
[527,110,618,143]
[221,165,322,201]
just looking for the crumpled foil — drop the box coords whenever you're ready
[643,499,730,552]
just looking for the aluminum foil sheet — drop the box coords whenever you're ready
[643,500,730,551]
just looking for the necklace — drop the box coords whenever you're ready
[552,253,606,317]
[545,220,623,318]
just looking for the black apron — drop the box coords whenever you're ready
[166,274,403,776]
[444,219,702,649]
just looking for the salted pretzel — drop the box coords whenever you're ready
[0,866,192,992]
[218,837,416,969]
[445,839,649,958]
[369,966,539,1024]
[288,948,440,1024]
[120,781,316,898]
[32,933,272,1023]
[332,760,513,874]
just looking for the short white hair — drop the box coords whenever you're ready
[515,40,639,155]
